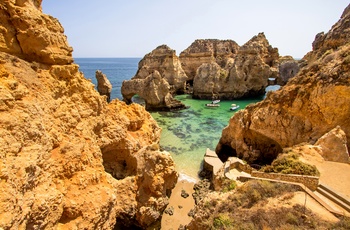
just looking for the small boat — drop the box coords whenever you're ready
[206,103,220,107]
[212,100,220,104]
[230,104,240,111]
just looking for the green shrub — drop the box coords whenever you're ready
[213,214,233,229]
[260,152,320,176]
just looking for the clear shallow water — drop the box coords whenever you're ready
[76,58,278,180]
[150,95,264,179]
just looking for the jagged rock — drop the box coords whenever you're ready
[95,70,112,102]
[122,71,186,111]
[192,33,280,99]
[315,126,350,163]
[0,1,178,229]
[132,45,188,93]
[277,56,300,85]
[216,5,350,164]
[0,0,73,65]
[179,39,239,80]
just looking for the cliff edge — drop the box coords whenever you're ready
[0,1,177,229]
[216,4,350,164]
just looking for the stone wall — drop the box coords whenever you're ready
[250,171,319,191]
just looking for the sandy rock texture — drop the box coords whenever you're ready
[122,70,186,111]
[192,33,279,99]
[95,70,112,102]
[0,1,177,229]
[216,4,350,164]
[121,45,186,111]
[179,39,239,80]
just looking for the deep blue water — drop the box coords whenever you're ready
[75,58,140,100]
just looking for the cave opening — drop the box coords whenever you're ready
[217,144,237,162]
[217,133,283,169]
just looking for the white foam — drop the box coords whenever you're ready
[178,173,198,183]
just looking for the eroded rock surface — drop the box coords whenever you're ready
[132,45,188,93]
[179,39,239,80]
[0,1,177,229]
[315,126,350,163]
[122,71,186,111]
[192,33,280,99]
[95,70,112,102]
[216,5,350,164]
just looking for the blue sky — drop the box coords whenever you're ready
[42,0,349,58]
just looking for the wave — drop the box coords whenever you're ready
[178,173,198,183]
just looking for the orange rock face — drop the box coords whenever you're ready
[0,1,177,229]
[216,5,350,164]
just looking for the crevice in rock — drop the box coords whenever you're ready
[101,148,137,180]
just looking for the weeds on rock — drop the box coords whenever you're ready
[260,152,320,176]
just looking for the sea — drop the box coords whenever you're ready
[75,58,279,181]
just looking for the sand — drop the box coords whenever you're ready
[161,179,196,230]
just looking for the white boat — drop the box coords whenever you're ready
[230,104,240,111]
[206,103,220,107]
[212,100,220,104]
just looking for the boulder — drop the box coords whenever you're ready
[95,70,112,102]
[122,71,186,111]
[216,5,350,164]
[315,126,350,163]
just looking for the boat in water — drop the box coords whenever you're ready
[230,104,240,111]
[206,99,220,107]
[206,103,220,107]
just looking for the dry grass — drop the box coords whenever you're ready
[189,180,347,229]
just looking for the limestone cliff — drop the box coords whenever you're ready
[192,33,280,99]
[0,1,177,229]
[122,71,186,111]
[179,39,239,80]
[216,5,350,164]
[121,45,186,111]
[131,45,188,93]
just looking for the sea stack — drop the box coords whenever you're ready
[95,70,112,102]
[121,45,186,111]
[0,1,177,229]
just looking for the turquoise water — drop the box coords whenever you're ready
[76,58,279,180]
[151,94,266,179]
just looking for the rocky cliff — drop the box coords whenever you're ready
[121,45,186,111]
[216,5,350,164]
[0,1,177,229]
[179,39,239,80]
[192,33,280,99]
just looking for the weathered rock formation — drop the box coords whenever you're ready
[122,70,186,111]
[95,70,112,102]
[192,33,280,99]
[131,45,188,93]
[121,45,187,110]
[0,0,73,65]
[179,39,239,80]
[315,126,349,163]
[0,1,177,229]
[216,5,350,165]
[276,56,300,85]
